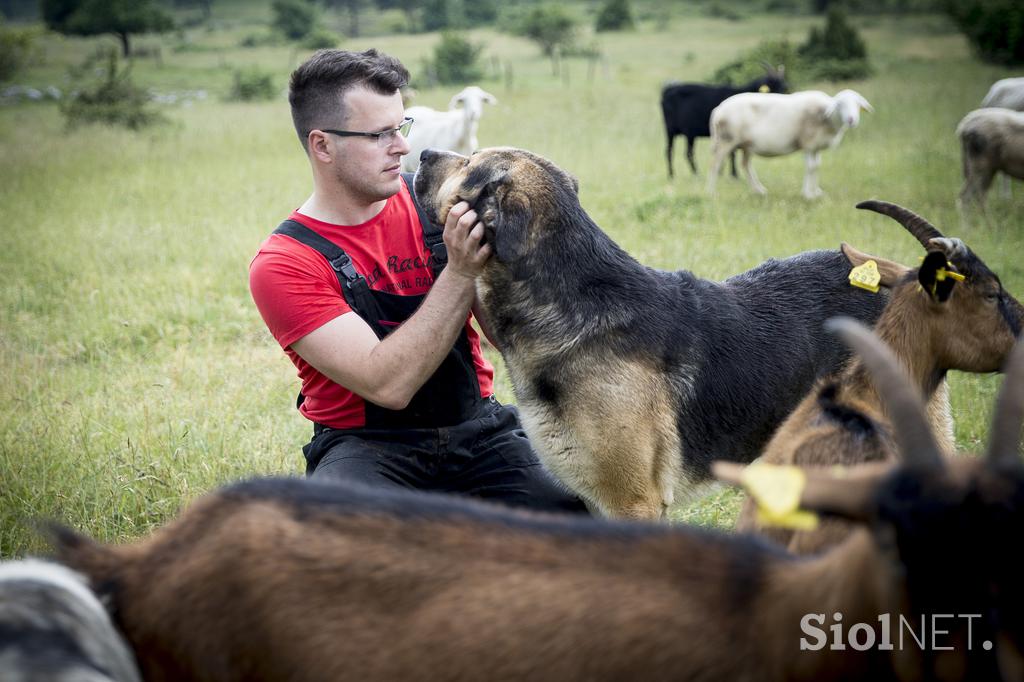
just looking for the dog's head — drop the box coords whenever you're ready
[413,147,580,263]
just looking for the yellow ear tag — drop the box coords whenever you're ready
[741,463,820,531]
[759,84,771,93]
[935,267,965,283]
[849,260,881,293]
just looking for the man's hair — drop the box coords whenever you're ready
[288,48,409,151]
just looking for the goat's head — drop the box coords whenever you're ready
[857,200,1023,373]
[825,89,873,128]
[718,318,1024,681]
[449,86,497,123]
[754,61,789,93]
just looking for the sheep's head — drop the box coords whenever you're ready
[857,200,1024,373]
[413,147,579,264]
[826,89,873,128]
[716,319,1024,681]
[449,86,497,124]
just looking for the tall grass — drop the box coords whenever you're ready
[2,8,1022,554]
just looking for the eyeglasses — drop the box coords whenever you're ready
[319,117,414,148]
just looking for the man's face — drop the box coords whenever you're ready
[329,86,410,204]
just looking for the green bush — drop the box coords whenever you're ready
[944,0,1024,65]
[595,0,634,32]
[800,6,867,60]
[0,19,40,82]
[227,68,278,102]
[239,31,280,48]
[711,38,800,85]
[808,57,873,81]
[60,47,166,130]
[465,0,499,25]
[423,31,483,85]
[704,2,744,21]
[799,7,872,80]
[271,0,317,40]
[302,27,339,49]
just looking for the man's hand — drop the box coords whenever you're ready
[444,201,491,279]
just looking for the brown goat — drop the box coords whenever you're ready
[736,200,1024,554]
[51,323,1024,682]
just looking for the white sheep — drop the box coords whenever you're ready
[982,77,1024,110]
[980,77,1024,197]
[956,107,1024,210]
[707,89,873,199]
[401,86,497,172]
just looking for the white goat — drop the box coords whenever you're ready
[401,86,497,172]
[980,77,1024,197]
[708,89,873,199]
[956,107,1024,210]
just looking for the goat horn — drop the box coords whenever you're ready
[928,237,969,262]
[986,339,1024,464]
[856,200,944,248]
[826,317,943,468]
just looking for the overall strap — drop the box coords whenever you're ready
[272,219,381,324]
[402,172,447,279]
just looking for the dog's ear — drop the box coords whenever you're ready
[567,172,579,195]
[474,172,531,263]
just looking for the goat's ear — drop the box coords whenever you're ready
[712,461,888,524]
[855,92,874,113]
[483,91,498,105]
[919,250,959,303]
[474,173,531,263]
[449,93,466,109]
[841,243,910,289]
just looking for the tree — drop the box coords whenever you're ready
[517,5,576,58]
[171,0,214,22]
[0,17,39,82]
[945,0,1024,66]
[272,0,317,40]
[595,0,634,32]
[323,0,365,38]
[375,0,420,32]
[421,0,463,32]
[424,31,483,84]
[41,0,174,57]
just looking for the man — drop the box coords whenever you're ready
[249,49,585,513]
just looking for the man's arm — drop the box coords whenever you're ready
[291,201,490,410]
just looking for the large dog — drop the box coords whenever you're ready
[415,147,904,519]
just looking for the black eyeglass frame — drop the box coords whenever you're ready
[317,117,414,147]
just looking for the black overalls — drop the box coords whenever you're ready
[272,175,587,514]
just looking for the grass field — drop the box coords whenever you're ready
[2,3,1023,557]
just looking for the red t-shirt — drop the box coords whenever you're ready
[249,182,494,429]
